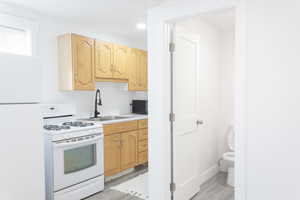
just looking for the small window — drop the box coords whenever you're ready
[0,25,32,56]
[0,13,36,56]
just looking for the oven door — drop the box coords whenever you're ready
[53,134,103,191]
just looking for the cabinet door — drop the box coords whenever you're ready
[113,44,129,79]
[138,151,148,165]
[121,131,138,170]
[95,40,114,79]
[72,34,95,90]
[128,48,140,90]
[104,134,121,176]
[139,50,148,91]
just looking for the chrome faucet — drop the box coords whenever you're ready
[94,89,102,118]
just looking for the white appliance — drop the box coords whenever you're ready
[0,54,41,103]
[0,53,45,200]
[222,126,235,187]
[43,104,104,200]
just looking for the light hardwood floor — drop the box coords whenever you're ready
[85,171,233,200]
[192,172,234,200]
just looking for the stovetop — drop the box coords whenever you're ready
[43,121,100,133]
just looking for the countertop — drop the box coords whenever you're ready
[79,114,148,126]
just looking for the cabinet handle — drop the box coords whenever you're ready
[196,120,204,126]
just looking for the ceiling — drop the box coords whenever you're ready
[1,0,165,45]
[199,8,235,31]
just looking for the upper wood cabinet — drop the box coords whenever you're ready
[58,33,95,90]
[113,44,129,80]
[128,48,140,90]
[95,41,129,81]
[139,51,148,91]
[128,48,148,91]
[95,40,114,79]
[58,33,147,90]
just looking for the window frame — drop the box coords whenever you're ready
[0,12,38,56]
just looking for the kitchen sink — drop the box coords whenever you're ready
[81,115,135,122]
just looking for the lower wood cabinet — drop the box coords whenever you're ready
[138,151,148,165]
[104,119,148,177]
[120,131,138,171]
[104,134,121,176]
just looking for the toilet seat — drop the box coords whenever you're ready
[223,152,234,162]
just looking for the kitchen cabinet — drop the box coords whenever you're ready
[95,41,129,82]
[95,40,114,80]
[58,33,147,90]
[113,44,129,80]
[139,51,148,91]
[138,119,148,165]
[103,119,148,177]
[104,134,121,176]
[58,33,95,91]
[121,131,138,170]
[128,49,148,91]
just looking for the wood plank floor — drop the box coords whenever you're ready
[85,171,233,200]
[192,172,234,200]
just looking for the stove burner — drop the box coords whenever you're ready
[43,125,71,131]
[62,121,95,127]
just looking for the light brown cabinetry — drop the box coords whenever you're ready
[58,33,95,90]
[128,49,148,91]
[121,131,138,170]
[104,119,148,177]
[113,44,129,80]
[104,134,121,176]
[95,40,114,79]
[137,119,148,165]
[95,41,129,82]
[58,33,147,91]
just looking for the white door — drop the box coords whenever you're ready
[173,26,201,200]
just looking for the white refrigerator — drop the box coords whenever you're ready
[0,53,45,200]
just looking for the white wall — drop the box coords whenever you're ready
[243,0,300,199]
[219,30,235,157]
[0,2,147,117]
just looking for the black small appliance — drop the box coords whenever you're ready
[131,100,148,114]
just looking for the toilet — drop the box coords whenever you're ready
[222,127,235,187]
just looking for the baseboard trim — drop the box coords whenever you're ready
[199,164,219,185]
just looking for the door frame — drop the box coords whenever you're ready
[147,1,247,200]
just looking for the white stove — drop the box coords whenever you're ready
[43,104,104,200]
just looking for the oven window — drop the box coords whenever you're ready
[64,144,96,174]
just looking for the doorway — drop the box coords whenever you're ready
[170,8,236,200]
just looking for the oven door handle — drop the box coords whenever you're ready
[53,135,103,148]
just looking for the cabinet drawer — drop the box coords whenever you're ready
[104,120,138,135]
[138,119,148,129]
[139,128,148,141]
[138,140,148,152]
[138,151,148,164]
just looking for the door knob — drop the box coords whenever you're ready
[196,120,204,125]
